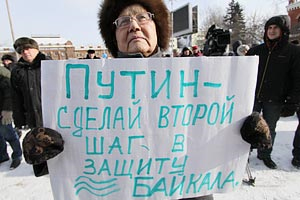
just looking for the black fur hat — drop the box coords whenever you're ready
[1,54,16,62]
[240,112,272,149]
[98,0,170,57]
[13,37,39,54]
[87,49,95,54]
[22,127,64,165]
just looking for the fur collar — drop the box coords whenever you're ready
[0,66,11,78]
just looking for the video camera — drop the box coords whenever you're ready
[203,25,231,56]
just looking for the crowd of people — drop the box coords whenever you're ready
[1,0,300,199]
[169,40,250,58]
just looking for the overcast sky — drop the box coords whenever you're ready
[0,0,288,47]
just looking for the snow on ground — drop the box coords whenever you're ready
[1,116,300,200]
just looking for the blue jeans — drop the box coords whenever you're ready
[293,111,300,160]
[253,100,282,158]
[0,123,22,161]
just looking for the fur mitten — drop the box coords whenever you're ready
[240,112,272,149]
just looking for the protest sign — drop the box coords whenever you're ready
[42,56,258,199]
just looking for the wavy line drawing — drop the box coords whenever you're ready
[74,176,120,197]
[75,176,117,184]
[74,182,117,191]
[75,187,121,197]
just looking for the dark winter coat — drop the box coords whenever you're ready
[246,15,300,104]
[10,52,51,128]
[247,36,300,104]
[0,67,12,112]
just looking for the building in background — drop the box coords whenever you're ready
[0,35,110,60]
[287,0,300,41]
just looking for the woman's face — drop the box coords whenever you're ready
[115,4,157,57]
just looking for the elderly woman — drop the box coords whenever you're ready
[99,0,170,58]
[98,0,213,199]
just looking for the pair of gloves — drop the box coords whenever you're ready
[1,110,13,125]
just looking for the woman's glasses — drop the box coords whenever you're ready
[113,12,154,29]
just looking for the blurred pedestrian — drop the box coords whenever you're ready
[247,15,300,169]
[1,54,22,138]
[281,39,300,169]
[232,40,242,56]
[192,45,203,57]
[85,49,100,59]
[180,47,193,57]
[1,54,16,71]
[172,48,180,57]
[0,62,22,170]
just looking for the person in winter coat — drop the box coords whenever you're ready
[10,37,52,175]
[99,0,212,199]
[85,49,100,59]
[246,15,300,169]
[99,0,272,199]
[192,45,203,57]
[180,47,193,57]
[0,65,22,170]
[1,54,22,138]
[281,39,300,169]
[1,54,16,71]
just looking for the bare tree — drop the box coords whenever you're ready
[244,12,268,46]
[201,7,225,32]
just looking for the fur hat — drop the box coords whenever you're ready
[1,54,16,62]
[22,127,64,165]
[240,112,272,149]
[13,37,39,54]
[98,0,170,58]
[87,49,95,54]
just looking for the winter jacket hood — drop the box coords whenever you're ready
[264,15,290,48]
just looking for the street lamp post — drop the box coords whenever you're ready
[169,0,175,57]
[5,0,18,58]
[5,0,15,42]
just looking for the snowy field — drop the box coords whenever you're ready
[1,115,299,200]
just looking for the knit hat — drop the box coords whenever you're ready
[13,37,39,54]
[192,45,198,50]
[1,54,16,62]
[22,127,64,165]
[98,0,170,58]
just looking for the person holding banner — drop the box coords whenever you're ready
[99,0,213,199]
[247,15,300,169]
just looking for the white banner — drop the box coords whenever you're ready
[42,56,258,200]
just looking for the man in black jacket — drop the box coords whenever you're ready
[10,37,52,175]
[247,15,300,169]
